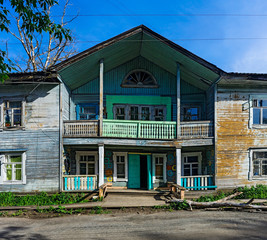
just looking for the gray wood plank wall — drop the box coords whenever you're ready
[0,84,60,192]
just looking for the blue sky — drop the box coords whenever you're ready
[2,0,267,73]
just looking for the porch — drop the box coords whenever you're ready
[62,174,216,192]
[63,119,213,140]
[62,145,216,192]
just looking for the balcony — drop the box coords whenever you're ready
[63,119,213,140]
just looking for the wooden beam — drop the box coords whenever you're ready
[176,148,181,185]
[98,144,104,187]
[177,63,181,137]
[99,59,104,137]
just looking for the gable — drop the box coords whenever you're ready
[56,25,221,91]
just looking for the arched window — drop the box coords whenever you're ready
[121,70,158,88]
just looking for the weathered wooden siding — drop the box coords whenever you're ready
[0,84,60,192]
[216,90,267,188]
[62,83,70,121]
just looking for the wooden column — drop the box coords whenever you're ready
[176,148,181,185]
[176,63,181,138]
[99,59,104,136]
[98,144,104,187]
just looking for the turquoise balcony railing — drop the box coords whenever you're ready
[63,120,213,139]
[103,119,176,139]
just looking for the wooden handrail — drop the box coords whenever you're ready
[170,183,186,200]
[98,183,112,199]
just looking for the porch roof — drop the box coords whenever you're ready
[53,25,223,91]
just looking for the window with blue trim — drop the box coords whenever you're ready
[76,104,99,120]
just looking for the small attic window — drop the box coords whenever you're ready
[121,70,158,88]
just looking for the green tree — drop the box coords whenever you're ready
[0,0,72,82]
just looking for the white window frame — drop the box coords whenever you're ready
[249,95,267,129]
[75,151,98,175]
[182,152,202,176]
[113,152,128,182]
[0,152,26,184]
[0,99,25,131]
[249,149,267,180]
[152,154,167,184]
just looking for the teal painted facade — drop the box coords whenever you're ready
[106,95,172,121]
[71,56,207,121]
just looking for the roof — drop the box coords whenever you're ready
[53,25,223,74]
[218,72,267,87]
[53,25,224,91]
[3,71,59,84]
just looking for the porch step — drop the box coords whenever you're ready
[107,188,169,196]
[107,188,217,199]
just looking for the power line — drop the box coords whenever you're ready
[51,13,267,17]
[2,37,267,45]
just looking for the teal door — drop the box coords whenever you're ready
[147,155,153,190]
[128,154,140,188]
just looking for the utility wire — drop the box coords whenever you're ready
[52,13,267,17]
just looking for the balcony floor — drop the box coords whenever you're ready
[63,136,214,147]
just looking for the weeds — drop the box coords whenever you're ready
[236,185,267,199]
[0,192,89,207]
[153,201,189,211]
[195,185,267,202]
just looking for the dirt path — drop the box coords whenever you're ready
[0,210,267,239]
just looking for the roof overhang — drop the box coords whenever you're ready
[2,71,59,84]
[218,72,267,88]
[53,25,223,91]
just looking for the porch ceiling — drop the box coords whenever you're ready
[57,25,222,91]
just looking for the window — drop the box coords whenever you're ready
[76,152,98,175]
[113,152,128,181]
[1,100,25,129]
[252,100,267,125]
[152,154,166,183]
[155,157,163,180]
[252,151,267,178]
[116,106,126,120]
[141,107,150,120]
[130,106,139,120]
[182,153,202,176]
[0,152,26,184]
[181,106,201,121]
[121,70,158,88]
[114,104,166,121]
[76,104,99,120]
[154,107,164,121]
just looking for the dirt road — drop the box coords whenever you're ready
[0,210,267,239]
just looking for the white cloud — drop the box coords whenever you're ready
[232,41,267,73]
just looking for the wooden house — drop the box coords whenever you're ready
[1,25,267,193]
[55,25,220,192]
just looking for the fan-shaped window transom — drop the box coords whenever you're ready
[121,70,158,88]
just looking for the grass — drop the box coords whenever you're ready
[0,192,89,207]
[153,201,189,211]
[196,184,267,202]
